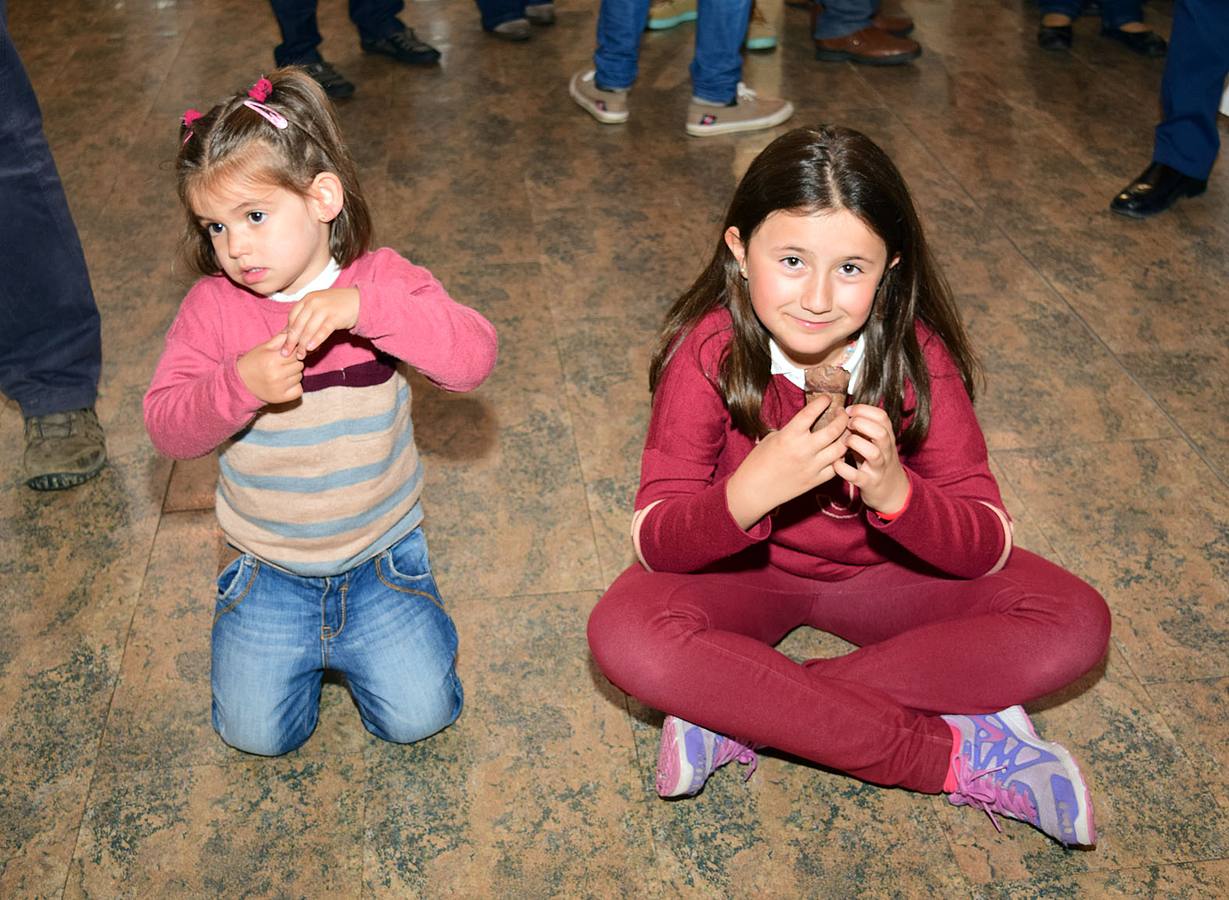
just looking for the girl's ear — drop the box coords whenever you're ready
[723,226,746,269]
[308,172,345,223]
[888,253,901,269]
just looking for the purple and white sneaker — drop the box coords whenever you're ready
[655,715,759,798]
[942,705,1096,847]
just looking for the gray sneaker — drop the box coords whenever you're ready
[492,18,531,40]
[569,69,630,124]
[525,3,556,25]
[23,407,107,491]
[685,83,794,137]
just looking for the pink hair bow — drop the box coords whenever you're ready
[181,108,203,144]
[248,77,273,102]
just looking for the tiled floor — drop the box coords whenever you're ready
[2,0,1227,896]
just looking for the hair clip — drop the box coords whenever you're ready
[242,99,289,130]
[248,77,273,102]
[181,108,203,144]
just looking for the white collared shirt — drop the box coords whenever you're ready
[769,333,866,393]
[269,258,342,303]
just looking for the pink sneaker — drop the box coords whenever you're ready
[655,715,759,798]
[942,705,1096,846]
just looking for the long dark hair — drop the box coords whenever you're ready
[175,67,372,278]
[649,125,980,452]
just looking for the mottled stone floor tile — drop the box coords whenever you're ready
[1146,677,1229,810]
[66,756,365,898]
[162,454,218,513]
[363,590,652,895]
[0,771,92,898]
[994,439,1229,683]
[975,858,1229,900]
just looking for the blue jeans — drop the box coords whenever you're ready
[269,0,407,65]
[1039,0,1143,29]
[1154,0,1229,180]
[0,0,102,417]
[211,527,462,756]
[594,0,751,104]
[812,0,877,40]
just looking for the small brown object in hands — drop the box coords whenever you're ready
[804,365,850,432]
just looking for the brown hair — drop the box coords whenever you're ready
[649,125,981,452]
[175,67,372,278]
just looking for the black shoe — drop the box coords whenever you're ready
[361,28,441,65]
[1037,23,1073,50]
[1101,26,1166,57]
[302,60,356,99]
[23,407,107,491]
[1110,162,1206,219]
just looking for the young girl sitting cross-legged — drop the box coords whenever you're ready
[145,69,498,756]
[587,125,1111,847]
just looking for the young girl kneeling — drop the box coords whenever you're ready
[587,125,1110,847]
[145,70,498,756]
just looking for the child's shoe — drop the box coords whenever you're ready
[569,69,630,124]
[685,83,794,137]
[745,2,778,51]
[647,0,697,30]
[942,705,1096,847]
[656,715,759,797]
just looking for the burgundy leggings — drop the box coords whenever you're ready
[588,549,1110,793]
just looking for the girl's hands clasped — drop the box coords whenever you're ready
[237,332,304,404]
[281,287,360,359]
[836,403,909,517]
[726,393,850,530]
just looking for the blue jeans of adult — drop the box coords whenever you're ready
[474,0,529,31]
[812,0,880,40]
[211,526,463,756]
[269,0,408,65]
[1154,0,1229,180]
[1039,0,1143,30]
[0,0,101,418]
[594,0,751,104]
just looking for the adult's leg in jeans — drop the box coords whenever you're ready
[473,0,529,31]
[588,563,956,792]
[0,6,101,418]
[812,0,874,40]
[269,0,327,66]
[691,0,751,103]
[593,0,652,91]
[349,0,409,41]
[1153,0,1229,180]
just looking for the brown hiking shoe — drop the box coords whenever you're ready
[815,26,921,65]
[23,407,107,491]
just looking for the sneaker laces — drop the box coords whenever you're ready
[388,29,433,53]
[749,3,769,26]
[26,410,97,441]
[712,735,760,781]
[733,83,760,105]
[948,755,1038,833]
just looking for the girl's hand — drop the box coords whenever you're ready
[282,287,360,359]
[726,394,849,530]
[238,332,305,404]
[835,403,909,516]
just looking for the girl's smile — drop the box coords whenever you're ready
[725,208,893,368]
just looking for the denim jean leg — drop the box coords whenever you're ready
[813,0,875,39]
[0,9,102,418]
[269,0,325,65]
[1154,0,1229,179]
[594,0,653,91]
[691,0,752,103]
[474,0,529,31]
[349,0,407,42]
[333,529,463,744]
[211,557,325,756]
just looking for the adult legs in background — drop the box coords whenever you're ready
[0,0,106,490]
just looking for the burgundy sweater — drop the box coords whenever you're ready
[632,309,1012,580]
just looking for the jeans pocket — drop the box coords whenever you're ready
[214,555,259,623]
[375,529,444,610]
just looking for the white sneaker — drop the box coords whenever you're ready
[569,69,630,124]
[685,83,794,137]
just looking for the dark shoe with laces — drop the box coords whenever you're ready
[361,28,441,65]
[301,60,356,99]
[1101,25,1166,57]
[1110,162,1206,218]
[23,407,107,491]
[1037,23,1073,50]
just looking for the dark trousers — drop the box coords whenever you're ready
[0,0,101,418]
[269,0,406,65]
[588,549,1110,792]
[1154,0,1229,180]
